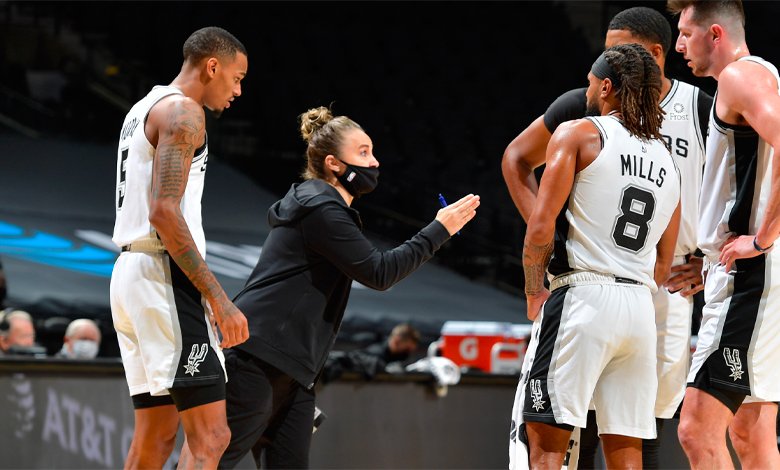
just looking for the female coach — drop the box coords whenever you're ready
[218,106,480,468]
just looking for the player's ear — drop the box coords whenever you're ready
[710,24,724,45]
[601,78,612,98]
[206,57,218,77]
[651,43,664,62]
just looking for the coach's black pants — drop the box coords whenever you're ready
[219,348,315,469]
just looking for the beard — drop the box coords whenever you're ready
[690,59,711,78]
[585,100,601,117]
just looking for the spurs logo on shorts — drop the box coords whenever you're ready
[530,379,545,411]
[184,343,209,376]
[723,348,743,381]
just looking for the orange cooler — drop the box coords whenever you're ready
[439,321,530,373]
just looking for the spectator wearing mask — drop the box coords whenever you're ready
[56,318,102,359]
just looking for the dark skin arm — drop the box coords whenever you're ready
[146,95,248,348]
[664,254,702,297]
[501,115,552,222]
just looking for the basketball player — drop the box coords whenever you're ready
[668,1,780,468]
[110,27,249,469]
[506,7,710,468]
[520,43,681,469]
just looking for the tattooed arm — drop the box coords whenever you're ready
[523,120,597,321]
[523,238,554,322]
[146,95,248,348]
[523,241,553,297]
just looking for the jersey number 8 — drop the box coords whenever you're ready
[612,185,656,252]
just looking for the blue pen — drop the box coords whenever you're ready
[438,193,460,235]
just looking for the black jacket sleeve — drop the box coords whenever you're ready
[542,87,588,133]
[301,203,451,291]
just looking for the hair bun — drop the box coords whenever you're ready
[299,106,334,142]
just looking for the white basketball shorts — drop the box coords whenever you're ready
[689,252,780,402]
[110,251,226,397]
[652,255,694,418]
[522,273,657,439]
[510,317,580,469]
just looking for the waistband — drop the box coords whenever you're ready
[550,270,642,292]
[121,238,167,254]
[702,254,722,272]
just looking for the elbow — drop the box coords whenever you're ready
[501,148,519,179]
[502,148,536,183]
[525,219,552,244]
[148,201,178,233]
[365,278,393,292]
[358,272,397,292]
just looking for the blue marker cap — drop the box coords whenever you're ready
[437,193,460,235]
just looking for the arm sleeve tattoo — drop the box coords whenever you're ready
[523,239,554,296]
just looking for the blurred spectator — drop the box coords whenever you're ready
[322,323,421,383]
[0,309,44,356]
[55,318,102,359]
[364,323,421,371]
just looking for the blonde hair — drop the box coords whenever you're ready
[298,106,363,180]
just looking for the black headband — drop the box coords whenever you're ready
[591,52,622,90]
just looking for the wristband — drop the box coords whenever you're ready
[753,236,773,253]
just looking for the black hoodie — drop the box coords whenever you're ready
[232,178,450,388]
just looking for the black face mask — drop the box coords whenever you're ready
[336,161,379,198]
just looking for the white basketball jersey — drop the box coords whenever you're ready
[548,116,681,291]
[698,56,780,257]
[112,85,208,256]
[660,80,707,257]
